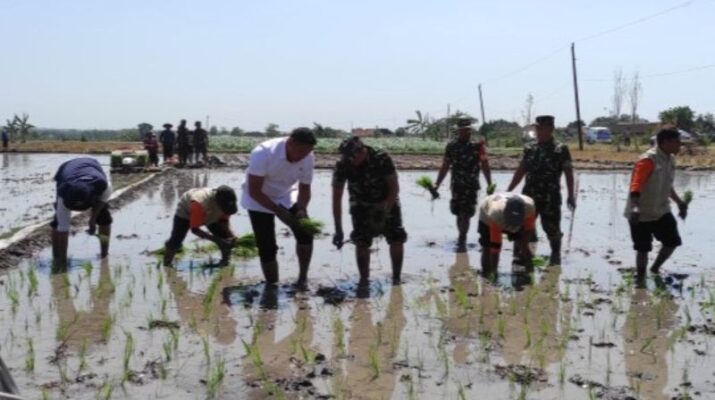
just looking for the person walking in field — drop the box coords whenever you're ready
[144,131,159,167]
[163,185,239,267]
[478,193,537,276]
[159,123,175,163]
[433,117,492,252]
[193,121,208,164]
[506,115,576,266]
[241,127,316,288]
[177,119,190,166]
[51,157,113,269]
[332,137,407,285]
[625,128,688,279]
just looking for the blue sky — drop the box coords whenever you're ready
[1,0,713,131]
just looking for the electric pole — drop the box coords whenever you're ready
[571,43,584,151]
[478,83,487,144]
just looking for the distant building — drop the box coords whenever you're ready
[351,128,376,137]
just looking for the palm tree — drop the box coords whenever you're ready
[13,113,34,143]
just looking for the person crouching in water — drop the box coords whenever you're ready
[163,185,239,267]
[478,193,537,277]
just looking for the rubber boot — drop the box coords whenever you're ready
[163,245,176,267]
[219,246,231,267]
[261,260,279,285]
[549,237,562,266]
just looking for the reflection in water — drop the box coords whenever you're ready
[2,153,8,169]
[51,260,115,350]
[243,294,317,398]
[335,285,405,399]
[160,175,178,211]
[623,287,677,400]
[164,266,238,345]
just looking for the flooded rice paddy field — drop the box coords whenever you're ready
[0,153,145,245]
[1,167,715,400]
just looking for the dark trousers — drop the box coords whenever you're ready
[248,207,313,263]
[165,216,232,250]
[162,143,174,162]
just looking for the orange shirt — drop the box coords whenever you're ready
[487,213,537,253]
[629,158,655,194]
[189,201,228,229]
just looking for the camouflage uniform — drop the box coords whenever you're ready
[444,138,487,217]
[332,146,407,246]
[520,139,572,240]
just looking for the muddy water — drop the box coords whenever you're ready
[0,153,145,244]
[1,168,715,399]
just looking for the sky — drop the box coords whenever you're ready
[1,0,713,131]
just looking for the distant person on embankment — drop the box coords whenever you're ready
[433,117,492,252]
[241,127,316,288]
[331,136,407,285]
[51,157,113,269]
[478,192,537,277]
[625,128,688,280]
[163,186,239,267]
[159,123,175,163]
[177,119,189,166]
[144,131,159,167]
[1,129,8,150]
[193,121,208,164]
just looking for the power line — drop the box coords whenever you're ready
[583,62,715,82]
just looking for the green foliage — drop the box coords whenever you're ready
[659,106,695,131]
[299,218,324,236]
[683,190,693,205]
[415,176,434,190]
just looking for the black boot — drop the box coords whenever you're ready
[549,237,561,266]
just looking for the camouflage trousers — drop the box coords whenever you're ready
[449,186,477,217]
[530,197,562,242]
[350,202,407,247]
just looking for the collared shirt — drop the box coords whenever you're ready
[444,137,487,190]
[332,146,396,206]
[240,137,314,213]
[521,139,572,201]
[624,146,675,221]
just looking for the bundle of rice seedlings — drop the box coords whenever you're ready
[416,175,439,199]
[486,183,497,195]
[299,218,324,236]
[532,256,548,268]
[683,190,693,205]
[416,176,434,191]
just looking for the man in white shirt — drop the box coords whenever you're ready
[241,127,316,287]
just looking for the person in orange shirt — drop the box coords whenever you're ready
[478,193,537,276]
[624,128,688,278]
[163,185,239,266]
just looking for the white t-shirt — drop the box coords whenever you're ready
[55,183,112,232]
[240,137,314,213]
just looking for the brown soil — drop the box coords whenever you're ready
[5,140,713,170]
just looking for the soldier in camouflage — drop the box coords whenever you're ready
[434,117,492,252]
[507,115,576,266]
[332,137,407,285]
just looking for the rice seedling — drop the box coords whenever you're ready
[242,339,266,380]
[683,190,693,205]
[368,344,381,381]
[101,314,115,342]
[206,355,226,399]
[42,388,49,400]
[8,286,19,313]
[202,335,211,366]
[531,256,548,268]
[78,338,88,372]
[486,183,497,195]
[98,380,114,400]
[122,332,135,382]
[299,218,325,236]
[333,315,346,357]
[27,265,38,297]
[558,361,566,385]
[523,324,532,349]
[415,175,433,190]
[497,314,506,339]
[82,261,93,277]
[457,382,467,400]
[203,272,222,318]
[56,320,70,343]
[454,283,470,311]
[25,338,34,372]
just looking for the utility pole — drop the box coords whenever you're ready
[571,42,584,151]
[478,83,487,144]
[446,103,451,140]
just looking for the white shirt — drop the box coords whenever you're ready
[240,137,314,213]
[55,183,112,232]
